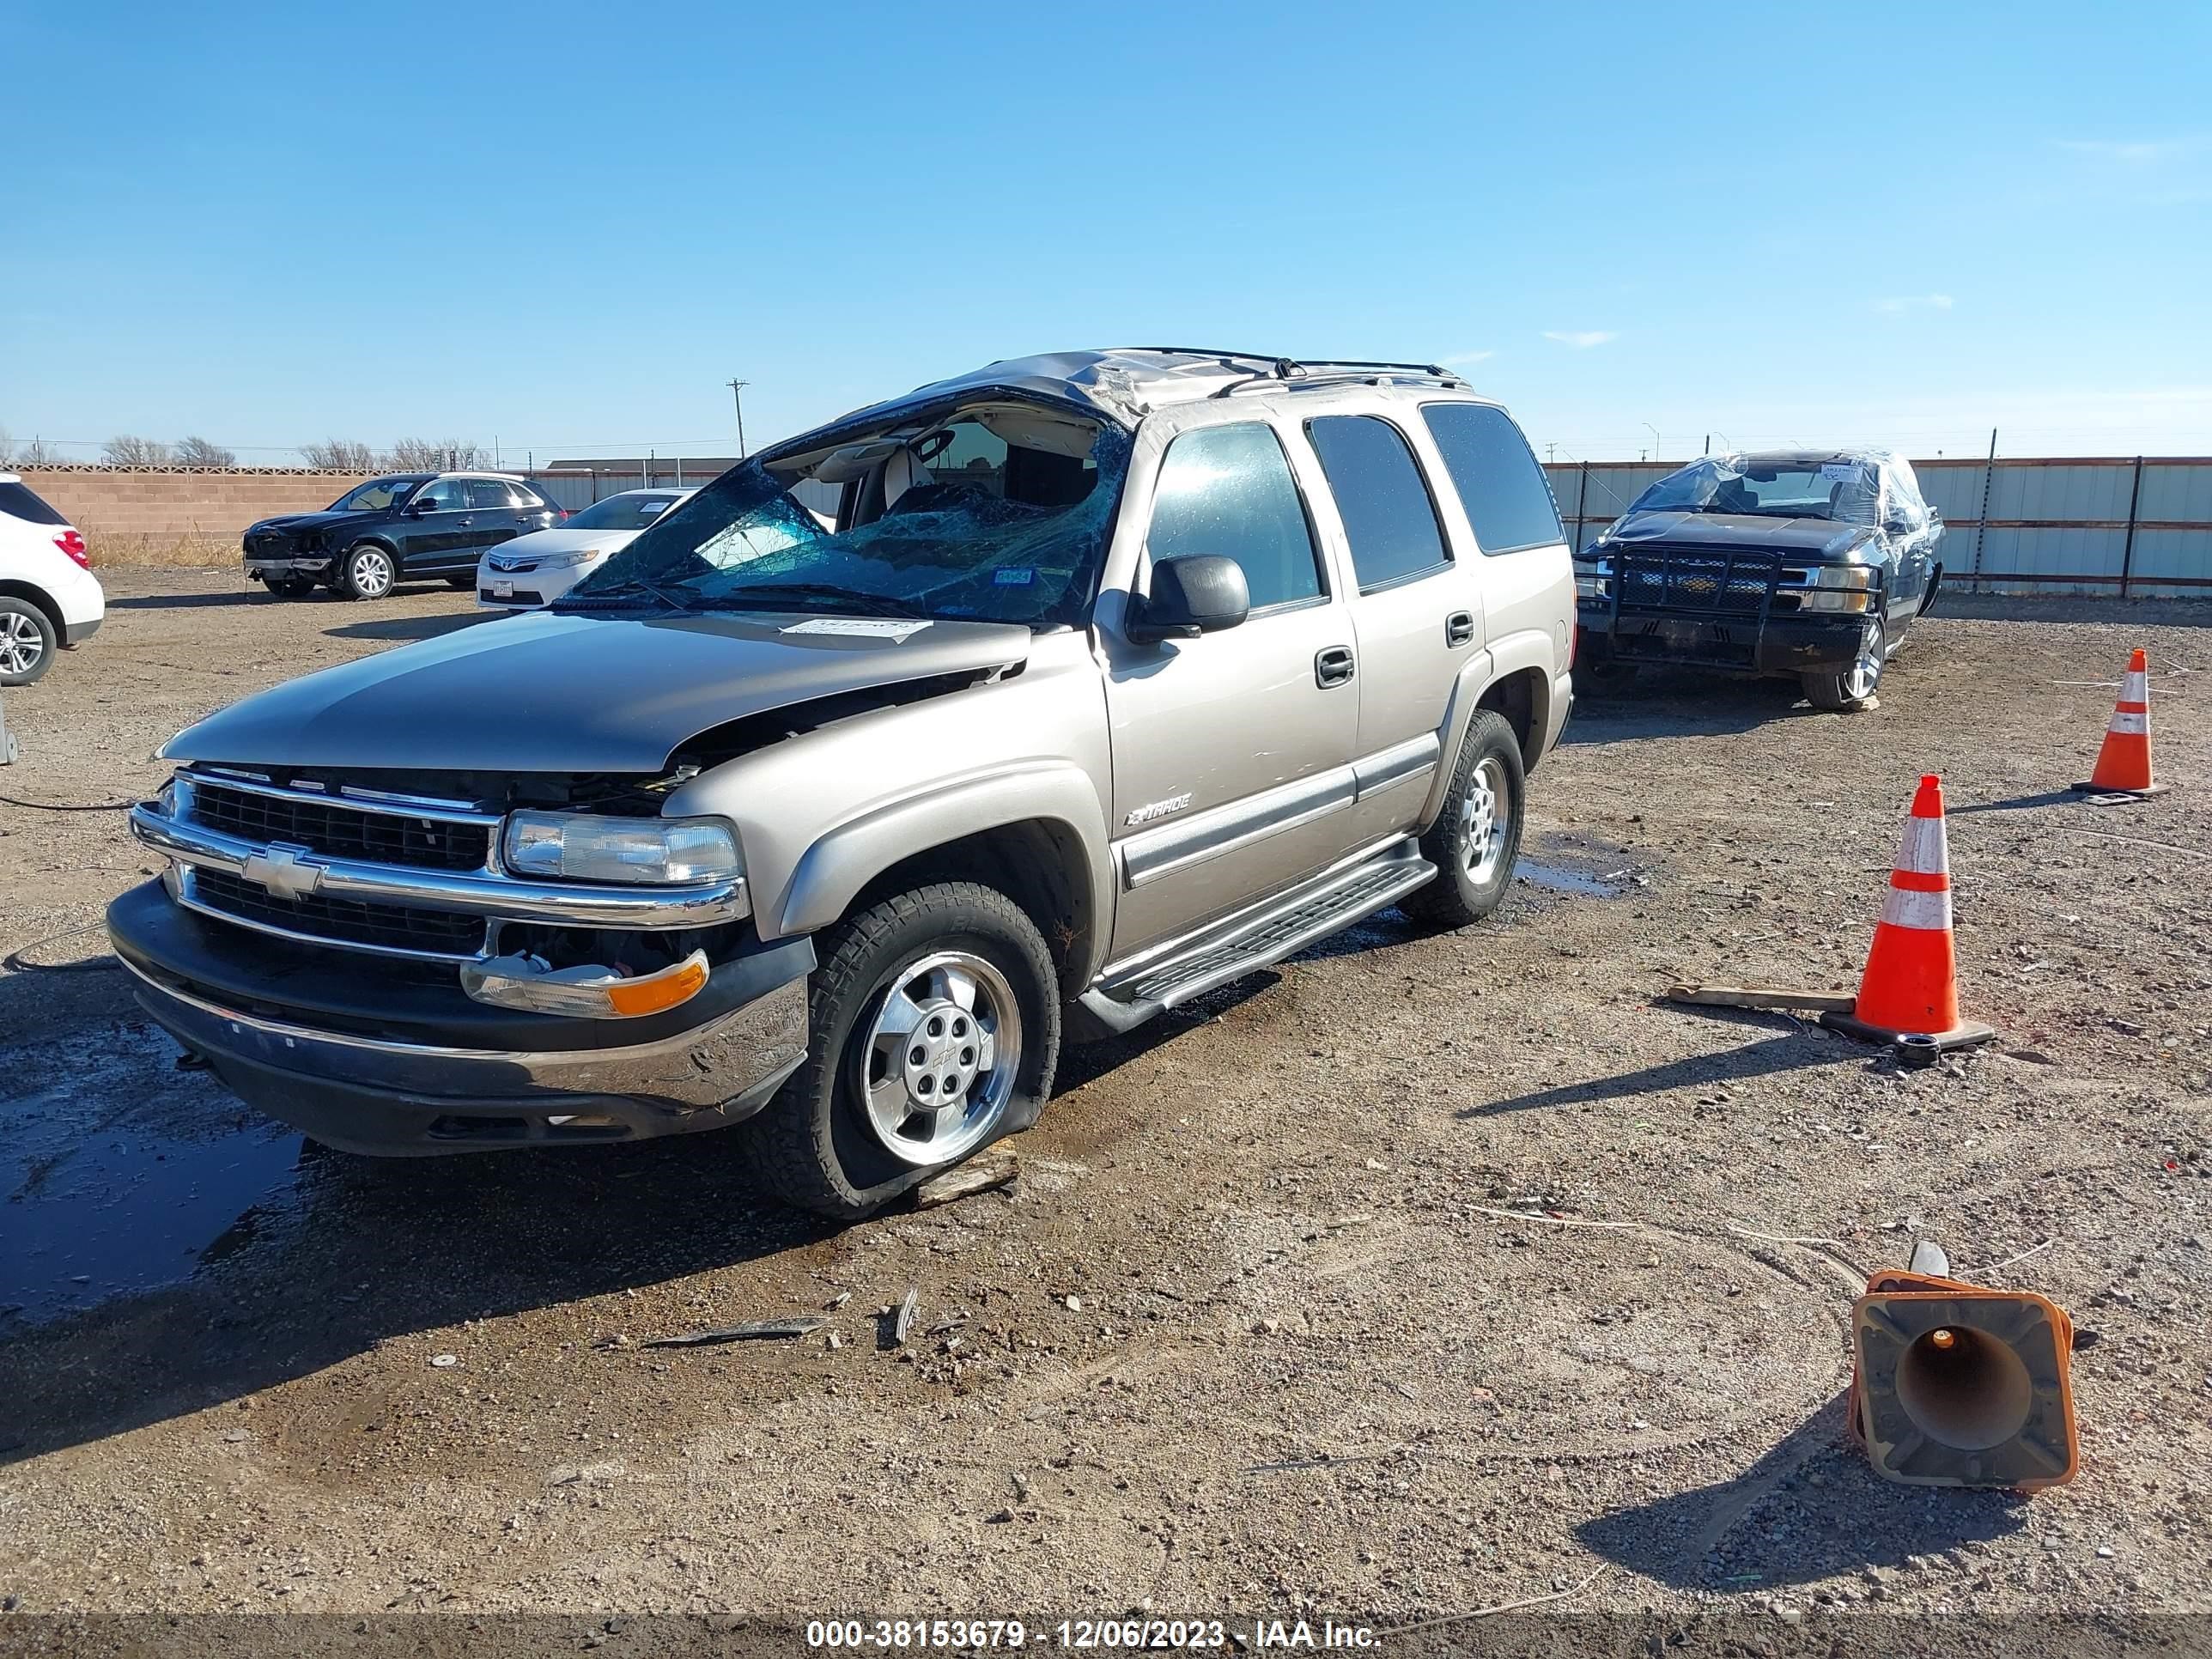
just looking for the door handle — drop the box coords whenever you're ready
[457,516,473,526]
[1445,610,1475,647]
[1315,645,1355,688]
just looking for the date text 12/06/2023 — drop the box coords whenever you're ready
[805,1619,1380,1650]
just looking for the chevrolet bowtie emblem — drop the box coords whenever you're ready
[240,842,324,902]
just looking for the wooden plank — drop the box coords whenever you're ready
[1665,983,1856,1013]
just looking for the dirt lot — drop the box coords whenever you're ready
[1,570,2208,1643]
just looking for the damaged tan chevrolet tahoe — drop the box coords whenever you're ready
[108,350,1576,1216]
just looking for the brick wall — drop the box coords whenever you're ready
[14,467,372,567]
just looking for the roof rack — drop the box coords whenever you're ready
[1136,347,1459,381]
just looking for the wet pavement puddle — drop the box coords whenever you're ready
[1516,830,1647,898]
[0,1027,307,1326]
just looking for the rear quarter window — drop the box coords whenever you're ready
[1418,403,1563,554]
[0,482,69,526]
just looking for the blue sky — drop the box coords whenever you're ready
[3,1,2209,463]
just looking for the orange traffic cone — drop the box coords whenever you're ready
[2072,647,2167,798]
[1820,775,1996,1054]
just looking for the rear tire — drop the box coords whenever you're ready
[743,882,1060,1219]
[1803,616,1885,711]
[0,598,57,686]
[445,575,474,591]
[336,543,398,601]
[1402,709,1527,928]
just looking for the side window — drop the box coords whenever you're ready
[413,478,466,511]
[1419,403,1564,555]
[467,478,516,510]
[1303,415,1450,591]
[510,483,547,509]
[1146,422,1323,611]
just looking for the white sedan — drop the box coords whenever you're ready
[476,488,693,609]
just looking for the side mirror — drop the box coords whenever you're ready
[402,500,431,516]
[1128,554,1249,643]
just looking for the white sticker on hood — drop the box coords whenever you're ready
[779,617,933,642]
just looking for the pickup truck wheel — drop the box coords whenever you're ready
[744,881,1060,1218]
[1802,617,1884,712]
[1402,709,1526,928]
[336,543,397,600]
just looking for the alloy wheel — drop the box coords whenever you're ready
[853,950,1022,1167]
[0,611,46,677]
[1460,756,1510,885]
[349,548,395,598]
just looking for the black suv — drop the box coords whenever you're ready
[244,473,565,600]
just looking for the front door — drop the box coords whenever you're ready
[1100,415,1361,961]
[397,477,471,574]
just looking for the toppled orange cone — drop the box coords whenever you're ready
[1850,1258,2078,1490]
[2072,647,2168,799]
[1820,774,1995,1054]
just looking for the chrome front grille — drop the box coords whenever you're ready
[185,867,490,962]
[190,778,493,871]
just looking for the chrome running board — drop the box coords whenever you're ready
[1079,838,1436,1033]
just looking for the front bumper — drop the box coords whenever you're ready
[106,880,813,1155]
[1577,602,1875,676]
[246,556,335,581]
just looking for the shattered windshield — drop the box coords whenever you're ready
[562,412,1130,628]
[1630,458,1879,524]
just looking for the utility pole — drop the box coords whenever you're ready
[727,379,750,459]
[1643,422,1661,460]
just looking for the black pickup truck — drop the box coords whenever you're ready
[1573,449,1942,710]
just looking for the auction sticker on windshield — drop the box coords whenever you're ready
[780,617,934,641]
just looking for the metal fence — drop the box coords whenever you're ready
[1543,456,2212,599]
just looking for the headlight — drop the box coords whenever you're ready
[1574,556,1612,601]
[501,811,741,884]
[1796,564,1879,613]
[535,546,604,568]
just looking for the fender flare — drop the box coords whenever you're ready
[776,759,1114,974]
[1416,632,1558,827]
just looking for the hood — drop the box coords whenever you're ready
[161,609,1032,775]
[485,526,641,563]
[249,509,375,535]
[1598,510,1879,559]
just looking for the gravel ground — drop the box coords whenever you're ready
[0,569,2208,1639]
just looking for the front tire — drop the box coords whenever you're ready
[1803,616,1885,711]
[744,882,1060,1218]
[0,598,57,686]
[1402,709,1528,928]
[336,543,398,601]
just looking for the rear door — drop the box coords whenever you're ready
[1299,410,1472,834]
[1098,410,1361,959]
[465,477,531,557]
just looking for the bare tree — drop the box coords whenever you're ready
[104,434,173,466]
[173,435,237,469]
[384,437,487,471]
[15,436,56,466]
[0,428,12,465]
[301,438,378,471]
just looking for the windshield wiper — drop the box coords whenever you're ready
[554,574,696,611]
[702,582,930,619]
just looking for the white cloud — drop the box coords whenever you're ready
[1875,294,1954,313]
[1541,330,1616,349]
[1442,348,1496,366]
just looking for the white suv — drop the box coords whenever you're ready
[0,474,104,685]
